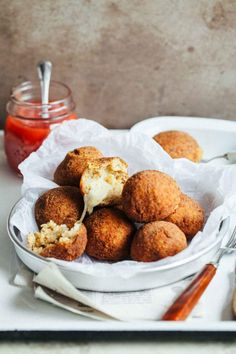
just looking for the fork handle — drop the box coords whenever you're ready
[161,263,217,321]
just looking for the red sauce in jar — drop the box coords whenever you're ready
[4,114,76,173]
[4,81,77,174]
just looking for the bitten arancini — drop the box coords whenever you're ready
[28,221,87,261]
[122,170,181,223]
[131,221,187,262]
[153,130,203,162]
[80,157,128,214]
[165,193,205,240]
[35,186,84,229]
[54,146,103,186]
[85,207,135,261]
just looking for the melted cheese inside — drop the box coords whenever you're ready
[27,220,81,255]
[80,158,128,215]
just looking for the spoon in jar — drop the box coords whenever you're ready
[202,152,236,164]
[37,60,52,118]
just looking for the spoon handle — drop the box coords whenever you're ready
[226,152,236,163]
[37,60,52,117]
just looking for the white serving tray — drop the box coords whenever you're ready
[1,118,236,333]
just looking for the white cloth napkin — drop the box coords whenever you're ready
[12,255,235,322]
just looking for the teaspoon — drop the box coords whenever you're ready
[37,60,52,118]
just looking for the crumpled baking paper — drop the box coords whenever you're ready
[9,119,236,279]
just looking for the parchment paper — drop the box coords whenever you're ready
[10,119,236,278]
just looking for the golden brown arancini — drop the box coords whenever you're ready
[165,193,205,240]
[153,131,203,162]
[54,146,103,186]
[85,207,135,261]
[131,221,187,262]
[122,170,181,223]
[35,186,84,229]
[28,221,87,261]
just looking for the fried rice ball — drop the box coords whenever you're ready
[28,221,87,261]
[153,130,203,162]
[85,207,135,261]
[35,186,84,229]
[165,193,205,240]
[131,221,187,262]
[54,146,103,186]
[122,170,181,223]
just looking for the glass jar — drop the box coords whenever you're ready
[4,80,77,174]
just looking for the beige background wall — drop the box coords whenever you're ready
[1,0,236,129]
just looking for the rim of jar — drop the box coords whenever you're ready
[7,80,76,122]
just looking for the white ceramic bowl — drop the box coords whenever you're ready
[131,116,236,161]
[7,199,229,292]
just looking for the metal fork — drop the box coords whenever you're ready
[202,152,236,164]
[162,225,236,321]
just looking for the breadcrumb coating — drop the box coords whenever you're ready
[165,193,205,239]
[122,170,181,222]
[35,186,84,229]
[131,221,187,262]
[153,130,202,162]
[54,146,103,186]
[85,207,135,261]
